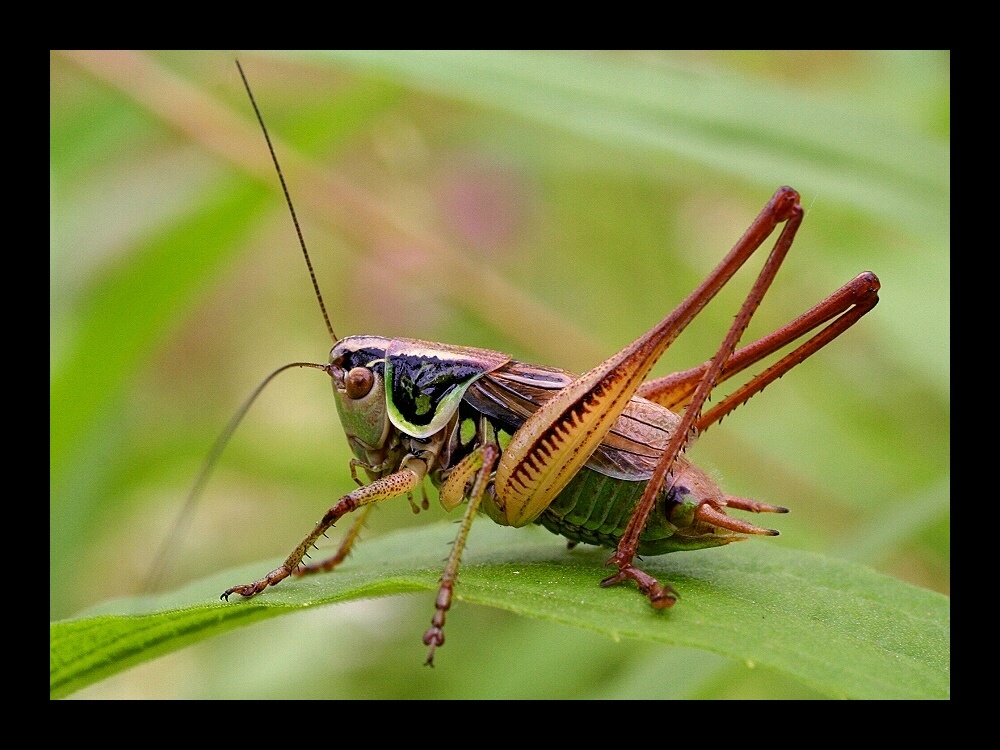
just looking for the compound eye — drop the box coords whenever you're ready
[345,367,374,399]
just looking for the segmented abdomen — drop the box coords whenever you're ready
[536,466,680,555]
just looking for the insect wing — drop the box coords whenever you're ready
[465,361,679,482]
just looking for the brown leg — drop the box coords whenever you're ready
[695,272,879,431]
[495,187,806,527]
[293,504,375,576]
[221,468,419,600]
[637,272,881,429]
[605,188,850,604]
[423,444,499,665]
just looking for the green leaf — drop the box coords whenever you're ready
[51,522,949,700]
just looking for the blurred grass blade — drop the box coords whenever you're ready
[49,181,271,606]
[50,181,269,476]
[288,50,948,244]
[834,476,950,568]
[51,523,949,700]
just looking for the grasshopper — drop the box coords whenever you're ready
[214,62,880,665]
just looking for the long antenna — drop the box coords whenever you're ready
[236,58,337,343]
[143,361,330,592]
[142,61,340,592]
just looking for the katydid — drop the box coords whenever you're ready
[208,62,881,665]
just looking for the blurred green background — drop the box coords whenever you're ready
[51,50,949,699]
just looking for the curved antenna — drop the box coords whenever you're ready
[142,361,329,593]
[236,58,338,343]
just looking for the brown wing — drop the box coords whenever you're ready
[463,360,683,481]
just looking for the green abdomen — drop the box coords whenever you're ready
[536,467,681,556]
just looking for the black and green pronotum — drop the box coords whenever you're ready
[213,62,881,665]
